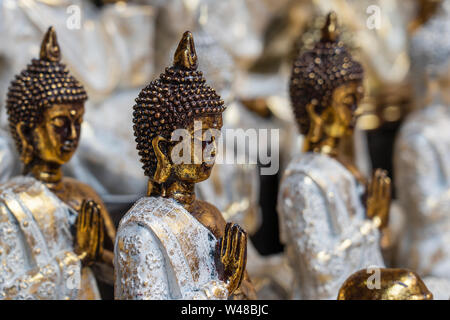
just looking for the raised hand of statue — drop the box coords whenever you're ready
[75,200,105,266]
[366,169,391,229]
[215,223,247,295]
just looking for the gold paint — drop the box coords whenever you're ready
[173,31,198,70]
[298,18,391,234]
[130,31,255,300]
[5,28,116,298]
[338,268,433,300]
[147,115,255,299]
[18,98,115,268]
[39,27,60,62]
[366,169,391,230]
[321,12,339,42]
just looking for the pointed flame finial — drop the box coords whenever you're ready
[39,26,61,62]
[173,31,198,70]
[321,12,339,42]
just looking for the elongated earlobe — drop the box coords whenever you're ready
[16,123,34,165]
[152,136,172,184]
[306,102,324,143]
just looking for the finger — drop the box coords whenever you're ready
[383,176,391,198]
[375,169,383,189]
[224,223,233,261]
[79,200,87,232]
[377,169,387,191]
[88,201,96,228]
[97,209,105,259]
[76,201,84,234]
[229,225,240,261]
[236,231,247,289]
[83,201,92,232]
[89,209,100,260]
[236,228,247,262]
[221,223,231,257]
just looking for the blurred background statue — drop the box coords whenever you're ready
[394,0,450,300]
[278,13,389,300]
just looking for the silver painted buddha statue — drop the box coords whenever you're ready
[114,31,255,300]
[277,13,390,300]
[394,1,450,294]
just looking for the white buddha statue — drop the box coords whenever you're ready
[395,0,450,283]
[277,13,389,300]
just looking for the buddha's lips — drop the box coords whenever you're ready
[61,143,76,153]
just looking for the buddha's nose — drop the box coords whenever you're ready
[68,123,78,140]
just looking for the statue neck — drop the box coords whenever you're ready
[148,179,196,211]
[24,160,63,190]
[303,135,340,158]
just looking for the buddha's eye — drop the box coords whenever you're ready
[51,117,66,128]
[343,95,357,111]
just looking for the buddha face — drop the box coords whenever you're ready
[170,114,223,183]
[322,81,364,138]
[30,102,84,165]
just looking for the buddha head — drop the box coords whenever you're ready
[290,12,364,145]
[337,268,433,300]
[133,31,225,185]
[6,27,87,168]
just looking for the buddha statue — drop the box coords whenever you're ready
[0,27,115,300]
[114,31,256,300]
[395,0,450,283]
[277,12,390,300]
[338,268,433,300]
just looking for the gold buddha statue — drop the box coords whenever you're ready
[114,31,255,300]
[1,27,115,300]
[277,12,391,300]
[338,268,433,300]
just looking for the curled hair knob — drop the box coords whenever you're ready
[173,31,198,70]
[321,11,339,42]
[39,26,61,62]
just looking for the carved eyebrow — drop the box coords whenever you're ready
[50,112,69,119]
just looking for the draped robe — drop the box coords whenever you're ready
[395,103,450,279]
[0,176,99,299]
[114,196,228,300]
[277,152,384,300]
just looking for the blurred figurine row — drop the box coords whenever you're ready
[0,0,449,300]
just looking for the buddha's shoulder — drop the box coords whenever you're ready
[190,200,226,238]
[60,177,102,201]
[283,152,343,180]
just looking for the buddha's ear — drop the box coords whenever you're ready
[152,135,172,184]
[15,122,34,165]
[306,102,324,143]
